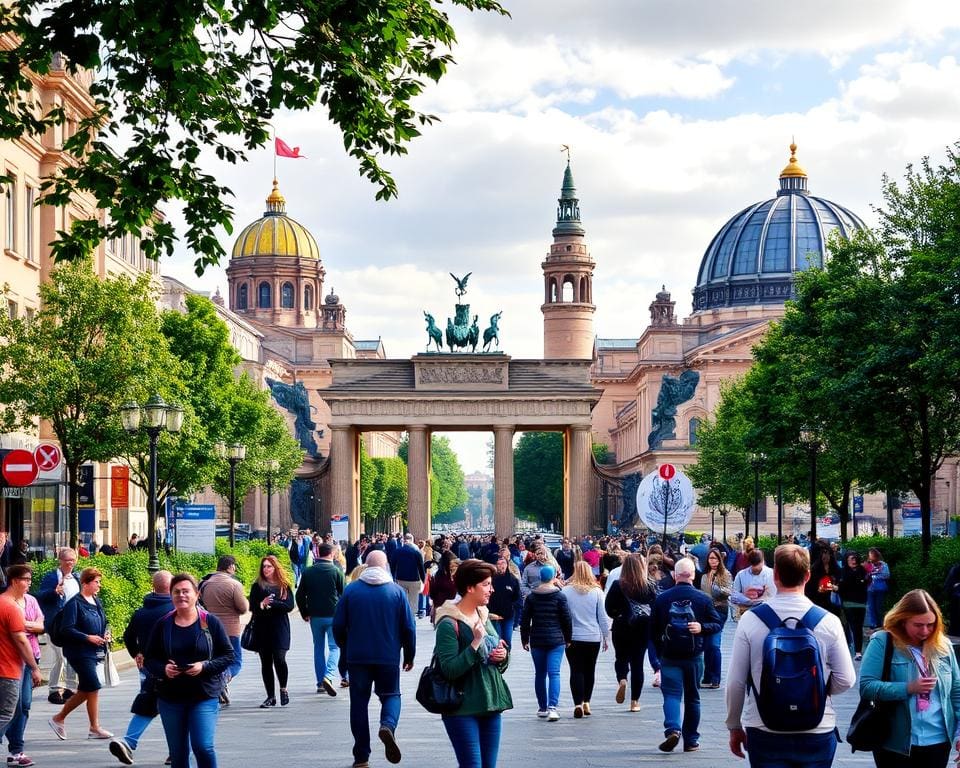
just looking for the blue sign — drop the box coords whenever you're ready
[853,495,864,514]
[175,504,215,520]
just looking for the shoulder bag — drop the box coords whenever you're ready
[416,619,465,715]
[846,630,896,752]
[240,618,258,652]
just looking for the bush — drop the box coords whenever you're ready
[31,541,292,647]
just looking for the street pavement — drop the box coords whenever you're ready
[26,611,880,768]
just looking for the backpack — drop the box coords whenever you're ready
[749,603,829,731]
[662,599,697,653]
[47,603,70,646]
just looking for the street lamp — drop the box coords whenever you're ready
[800,427,820,540]
[749,452,766,541]
[216,441,246,547]
[709,508,716,540]
[265,459,280,541]
[120,395,183,573]
[720,508,729,543]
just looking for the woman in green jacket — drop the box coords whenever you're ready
[860,589,960,767]
[434,559,513,768]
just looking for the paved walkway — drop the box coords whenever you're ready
[27,614,879,767]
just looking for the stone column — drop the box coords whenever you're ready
[407,425,431,540]
[566,425,594,537]
[493,425,515,538]
[330,426,360,542]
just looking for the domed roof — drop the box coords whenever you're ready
[231,179,320,260]
[693,144,866,312]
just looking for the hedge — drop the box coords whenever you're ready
[30,540,292,646]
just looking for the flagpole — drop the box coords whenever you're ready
[273,125,277,181]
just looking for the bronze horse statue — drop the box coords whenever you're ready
[482,311,502,352]
[423,311,443,352]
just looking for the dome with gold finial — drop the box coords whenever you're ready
[692,142,865,312]
[231,179,320,260]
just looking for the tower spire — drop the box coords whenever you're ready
[553,158,585,237]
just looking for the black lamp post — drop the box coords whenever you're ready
[265,459,279,541]
[720,508,729,543]
[800,427,820,540]
[216,441,246,547]
[777,479,784,542]
[749,452,765,541]
[710,508,716,540]
[121,395,183,573]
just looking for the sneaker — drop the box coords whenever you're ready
[378,726,401,764]
[582,702,591,716]
[316,685,324,694]
[615,679,627,704]
[47,719,66,741]
[8,755,35,767]
[855,652,863,661]
[259,698,276,708]
[164,758,171,766]
[47,691,64,705]
[629,700,640,712]
[340,679,350,688]
[536,709,549,718]
[322,678,337,697]
[547,709,560,721]
[573,705,583,719]
[279,689,289,707]
[658,731,680,753]
[352,762,369,768]
[109,740,134,766]
[684,743,701,753]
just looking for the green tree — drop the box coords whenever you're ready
[513,431,563,529]
[398,434,467,522]
[370,456,407,530]
[0,260,176,547]
[0,0,507,274]
[360,441,380,520]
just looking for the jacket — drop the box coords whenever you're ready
[391,545,426,583]
[332,575,416,666]
[520,585,572,648]
[605,579,655,639]
[123,592,174,657]
[860,630,960,756]
[58,595,107,660]
[652,583,722,660]
[488,572,520,620]
[198,572,249,637]
[295,561,345,619]
[37,569,81,628]
[144,609,234,702]
[249,582,294,651]
[434,603,512,717]
[839,565,869,605]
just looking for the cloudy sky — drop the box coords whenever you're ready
[161,0,960,473]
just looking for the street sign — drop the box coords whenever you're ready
[1,449,38,487]
[658,463,676,480]
[34,443,61,472]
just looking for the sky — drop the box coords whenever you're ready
[159,0,960,474]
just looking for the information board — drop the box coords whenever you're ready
[174,504,216,554]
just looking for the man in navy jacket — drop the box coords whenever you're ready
[390,534,426,618]
[333,551,415,768]
[37,548,81,704]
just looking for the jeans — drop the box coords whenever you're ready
[158,697,219,768]
[397,580,422,617]
[442,713,502,768]
[291,562,303,586]
[744,728,839,768]
[612,625,648,700]
[660,656,703,746]
[310,617,340,686]
[492,618,514,650]
[530,645,564,710]
[844,606,866,654]
[0,679,19,745]
[48,643,77,692]
[873,742,950,768]
[227,636,242,681]
[5,665,33,754]
[866,590,886,627]
[703,611,727,685]
[565,641,600,704]
[122,672,155,751]
[347,664,401,763]
[418,593,431,617]
[647,637,661,672]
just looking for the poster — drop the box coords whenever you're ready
[901,503,922,536]
[635,467,696,534]
[174,504,216,554]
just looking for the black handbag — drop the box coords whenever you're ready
[846,630,896,752]
[415,619,464,715]
[240,619,258,652]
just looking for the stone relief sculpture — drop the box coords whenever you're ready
[266,378,319,457]
[647,369,700,450]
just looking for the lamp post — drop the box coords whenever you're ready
[265,459,280,541]
[800,427,820,540]
[776,479,784,543]
[749,452,765,541]
[216,441,246,547]
[120,395,184,573]
[710,508,716,540]
[720,508,729,543]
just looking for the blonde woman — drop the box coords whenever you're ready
[561,562,608,718]
[860,589,960,767]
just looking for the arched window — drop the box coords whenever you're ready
[258,281,272,308]
[550,278,558,302]
[281,281,295,309]
[237,284,248,310]
[562,277,575,302]
[304,284,314,310]
[689,417,702,446]
[579,276,588,302]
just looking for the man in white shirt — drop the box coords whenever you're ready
[730,549,776,618]
[725,544,856,767]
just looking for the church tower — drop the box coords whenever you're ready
[542,159,595,358]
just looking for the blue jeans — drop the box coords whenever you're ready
[291,562,303,586]
[5,664,33,754]
[158,697,219,768]
[442,713,502,768]
[660,656,703,746]
[492,618,514,650]
[530,645,564,710]
[122,672,155,751]
[310,617,340,686]
[227,636,242,681]
[744,727,838,767]
[418,593,431,617]
[866,590,886,627]
[347,664,401,763]
[703,612,727,685]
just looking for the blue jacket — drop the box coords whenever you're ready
[652,582,722,660]
[332,579,416,667]
[144,609,234,702]
[58,595,107,660]
[391,544,425,583]
[123,592,174,658]
[860,630,960,756]
[37,569,81,627]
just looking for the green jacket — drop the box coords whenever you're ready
[434,606,513,717]
[294,561,345,619]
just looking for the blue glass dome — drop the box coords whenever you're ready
[692,145,866,311]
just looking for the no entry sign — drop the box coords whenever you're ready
[2,450,38,486]
[659,463,676,480]
[34,443,62,472]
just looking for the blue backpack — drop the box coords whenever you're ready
[662,599,697,654]
[749,603,829,731]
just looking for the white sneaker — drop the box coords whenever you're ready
[855,652,863,661]
[547,709,560,721]
[536,709,549,718]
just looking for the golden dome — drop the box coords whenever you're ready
[231,179,320,260]
[779,141,807,179]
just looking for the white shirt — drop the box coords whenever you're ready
[724,592,856,733]
[59,569,79,602]
[731,565,776,606]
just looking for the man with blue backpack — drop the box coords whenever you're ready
[725,544,856,767]
[652,557,723,753]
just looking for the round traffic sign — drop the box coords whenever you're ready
[659,463,676,480]
[34,443,62,472]
[2,449,38,486]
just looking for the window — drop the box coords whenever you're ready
[24,307,34,325]
[281,281,294,309]
[4,181,15,251]
[237,284,248,310]
[257,281,272,308]
[562,277,574,302]
[24,186,34,261]
[304,284,313,310]
[689,417,701,446]
[7,300,17,320]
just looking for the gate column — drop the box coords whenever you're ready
[566,424,593,537]
[494,425,515,538]
[330,425,360,542]
[407,425,431,540]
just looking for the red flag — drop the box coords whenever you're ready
[275,137,305,158]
